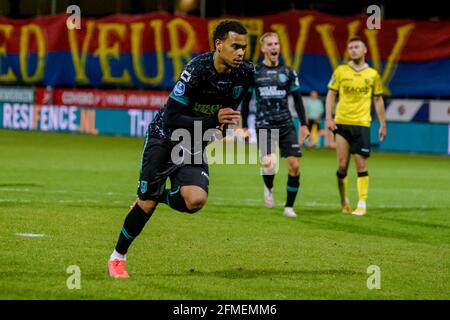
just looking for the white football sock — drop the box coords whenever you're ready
[357,200,366,209]
[110,249,126,261]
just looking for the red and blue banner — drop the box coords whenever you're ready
[0,11,449,96]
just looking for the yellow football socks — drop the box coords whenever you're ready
[357,172,369,202]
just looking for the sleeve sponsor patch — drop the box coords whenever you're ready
[173,81,185,96]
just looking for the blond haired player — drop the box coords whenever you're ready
[241,32,309,218]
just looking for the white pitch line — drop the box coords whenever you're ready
[58,199,101,203]
[0,188,130,196]
[0,188,33,192]
[210,198,439,209]
[0,197,442,209]
[0,199,32,203]
[211,198,335,207]
[15,233,47,237]
[0,198,127,205]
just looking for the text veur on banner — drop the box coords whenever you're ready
[0,11,449,96]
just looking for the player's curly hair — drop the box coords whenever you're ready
[212,20,247,48]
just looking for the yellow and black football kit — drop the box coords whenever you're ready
[328,64,383,157]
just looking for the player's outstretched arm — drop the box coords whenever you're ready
[374,95,387,141]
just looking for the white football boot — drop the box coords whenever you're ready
[283,207,297,218]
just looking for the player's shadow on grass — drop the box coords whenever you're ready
[300,209,343,216]
[300,207,445,217]
[300,215,448,244]
[161,268,365,279]
[372,215,450,230]
[371,207,444,213]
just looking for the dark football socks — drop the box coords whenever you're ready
[285,174,300,207]
[263,174,275,190]
[115,202,152,254]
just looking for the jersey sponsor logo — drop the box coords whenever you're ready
[173,81,185,96]
[278,73,288,83]
[258,86,287,97]
[232,86,243,99]
[139,180,148,194]
[255,77,272,82]
[193,102,222,115]
[342,85,370,95]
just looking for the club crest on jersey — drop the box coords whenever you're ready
[139,180,148,194]
[232,86,243,99]
[173,81,185,96]
[278,73,288,83]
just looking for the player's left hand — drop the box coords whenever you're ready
[379,125,387,142]
[300,125,310,143]
[218,108,241,125]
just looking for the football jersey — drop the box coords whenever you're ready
[250,63,301,129]
[148,52,255,141]
[328,64,383,127]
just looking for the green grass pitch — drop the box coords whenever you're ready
[0,129,449,299]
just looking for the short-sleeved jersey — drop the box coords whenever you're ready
[250,64,300,129]
[148,52,255,140]
[328,64,383,127]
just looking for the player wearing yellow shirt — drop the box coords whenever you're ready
[325,36,387,216]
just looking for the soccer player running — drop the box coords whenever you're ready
[241,32,310,218]
[325,36,387,216]
[108,20,255,278]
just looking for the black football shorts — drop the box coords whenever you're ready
[334,124,371,157]
[256,124,302,158]
[137,135,209,201]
